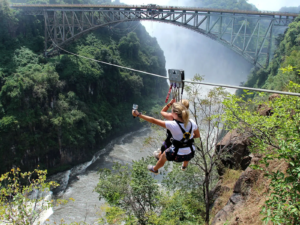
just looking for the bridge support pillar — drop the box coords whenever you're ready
[266,21,274,67]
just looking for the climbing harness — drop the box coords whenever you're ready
[171,120,195,159]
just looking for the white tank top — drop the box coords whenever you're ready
[165,119,198,155]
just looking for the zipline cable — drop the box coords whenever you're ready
[46,28,300,97]
[45,22,167,79]
[50,42,168,79]
[183,80,300,97]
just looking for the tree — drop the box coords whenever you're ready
[184,74,233,223]
[118,32,140,59]
[147,191,205,224]
[0,168,59,224]
[96,158,206,224]
[95,158,160,225]
[0,3,168,174]
[222,80,300,224]
[279,6,300,13]
[186,75,229,223]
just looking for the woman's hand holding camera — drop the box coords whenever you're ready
[132,110,140,117]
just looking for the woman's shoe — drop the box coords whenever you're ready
[147,165,158,174]
[181,166,187,171]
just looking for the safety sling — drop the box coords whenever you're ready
[161,119,175,152]
[172,120,195,158]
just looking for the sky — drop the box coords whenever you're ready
[118,0,300,11]
[247,0,299,11]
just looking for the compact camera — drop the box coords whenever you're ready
[132,104,138,118]
[132,104,138,110]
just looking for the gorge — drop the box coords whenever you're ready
[1,0,300,224]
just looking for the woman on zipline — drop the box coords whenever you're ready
[132,102,200,174]
[153,98,191,159]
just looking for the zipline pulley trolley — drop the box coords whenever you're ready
[165,69,185,103]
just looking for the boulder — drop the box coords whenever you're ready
[257,104,273,116]
[257,94,281,116]
[268,93,280,101]
[216,129,252,175]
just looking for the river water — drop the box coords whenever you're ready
[44,127,162,224]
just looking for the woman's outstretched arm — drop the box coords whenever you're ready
[132,110,166,128]
[161,98,175,120]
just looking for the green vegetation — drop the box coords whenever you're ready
[96,158,205,225]
[0,168,60,224]
[280,6,300,13]
[0,0,168,174]
[237,15,300,96]
[96,159,160,225]
[187,0,257,11]
[222,81,300,223]
[1,0,300,224]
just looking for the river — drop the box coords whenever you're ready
[44,127,162,224]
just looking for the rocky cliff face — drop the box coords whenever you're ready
[0,14,168,175]
[210,94,288,224]
[211,154,288,224]
[211,158,261,225]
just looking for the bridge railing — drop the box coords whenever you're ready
[10,3,299,17]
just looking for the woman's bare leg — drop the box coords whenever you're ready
[153,152,167,171]
[182,161,189,168]
[158,151,162,157]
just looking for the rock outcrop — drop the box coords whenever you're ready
[216,129,252,176]
[215,94,281,176]
[211,165,260,225]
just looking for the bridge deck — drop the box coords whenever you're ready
[11,4,299,17]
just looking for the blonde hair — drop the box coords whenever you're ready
[181,99,189,109]
[172,102,190,128]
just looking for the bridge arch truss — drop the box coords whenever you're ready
[12,4,298,67]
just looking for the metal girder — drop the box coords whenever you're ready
[255,20,274,64]
[13,5,297,67]
[185,14,196,24]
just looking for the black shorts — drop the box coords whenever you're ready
[165,148,194,163]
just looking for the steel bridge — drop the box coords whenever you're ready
[11,4,298,67]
